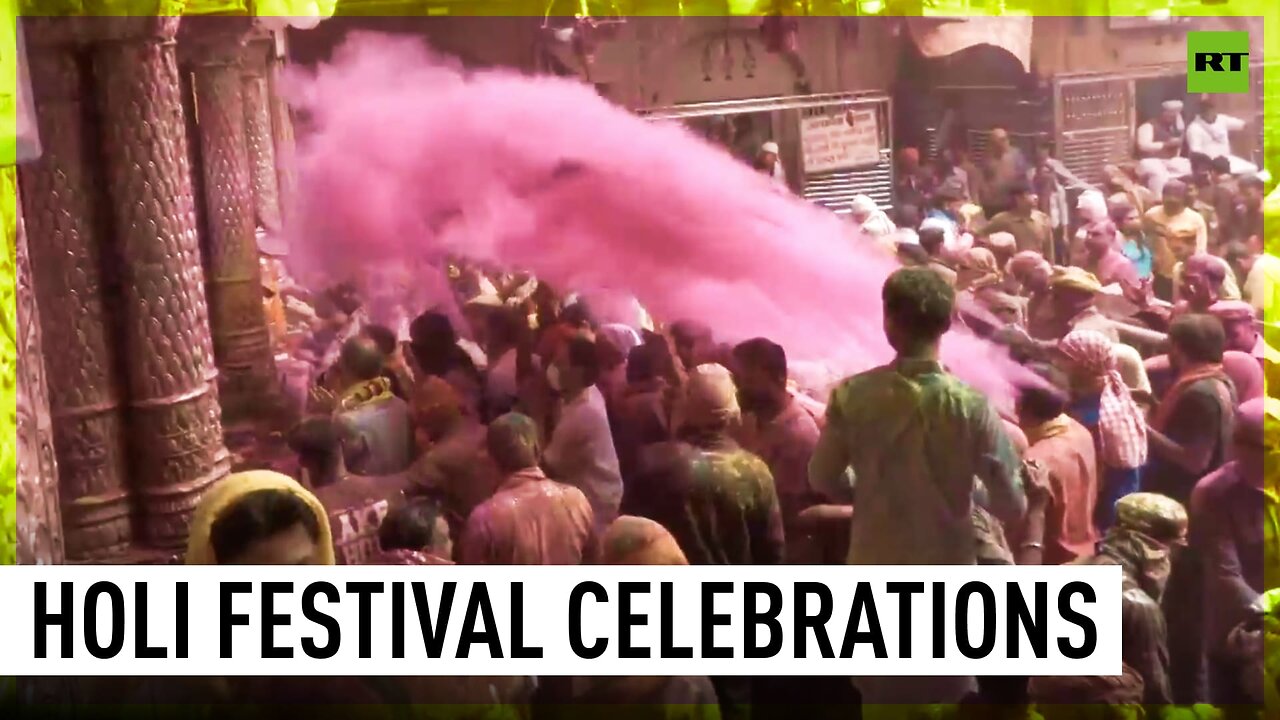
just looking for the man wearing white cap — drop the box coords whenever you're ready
[756,140,788,190]
[1186,96,1258,176]
[1136,100,1191,195]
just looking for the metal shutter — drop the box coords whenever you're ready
[802,151,893,216]
[1054,77,1132,187]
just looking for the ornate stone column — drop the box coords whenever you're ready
[183,17,276,427]
[19,23,132,561]
[267,36,297,227]
[91,16,229,548]
[10,177,65,565]
[241,33,283,232]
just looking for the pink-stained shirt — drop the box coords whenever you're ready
[742,397,823,532]
[1022,416,1099,566]
[460,468,595,565]
[1089,249,1140,290]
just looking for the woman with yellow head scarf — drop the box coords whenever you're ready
[186,470,334,566]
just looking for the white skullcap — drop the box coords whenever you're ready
[761,141,780,155]
[850,194,878,214]
[1161,100,1184,111]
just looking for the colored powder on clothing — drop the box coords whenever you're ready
[282,33,1033,407]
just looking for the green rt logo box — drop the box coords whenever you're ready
[1187,31,1250,94]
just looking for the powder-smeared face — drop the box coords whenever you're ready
[226,524,321,566]
[1181,268,1215,308]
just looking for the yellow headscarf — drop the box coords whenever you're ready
[185,471,335,565]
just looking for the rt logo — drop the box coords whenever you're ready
[1187,31,1250,94]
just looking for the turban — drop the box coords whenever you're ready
[1211,300,1259,322]
[986,231,1016,253]
[682,363,741,428]
[1115,492,1188,545]
[850,194,878,216]
[1058,330,1148,469]
[1051,266,1105,294]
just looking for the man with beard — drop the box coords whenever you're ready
[731,338,822,559]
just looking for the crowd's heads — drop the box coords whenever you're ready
[1056,329,1116,396]
[196,472,330,566]
[680,363,741,431]
[759,140,780,166]
[625,342,662,385]
[411,376,465,442]
[1016,364,1070,426]
[1232,398,1280,480]
[850,194,878,224]
[1209,300,1259,353]
[1222,240,1258,282]
[895,203,922,229]
[1241,173,1266,206]
[552,335,602,395]
[339,336,386,383]
[669,319,714,371]
[1114,492,1188,547]
[378,499,452,560]
[1161,179,1189,213]
[1009,179,1036,211]
[1197,95,1217,121]
[1160,99,1183,124]
[1108,198,1141,235]
[985,231,1017,263]
[898,146,921,169]
[882,267,955,354]
[1049,266,1102,319]
[731,338,788,414]
[989,127,1010,152]
[487,412,542,474]
[287,415,356,487]
[1083,220,1118,257]
[409,311,457,371]
[1180,254,1227,309]
[362,324,399,358]
[1006,251,1053,294]
[918,224,948,258]
[956,247,1001,292]
[1167,313,1226,369]
[601,516,688,565]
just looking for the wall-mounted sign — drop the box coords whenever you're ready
[800,108,880,174]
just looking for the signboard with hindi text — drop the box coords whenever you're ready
[800,109,880,174]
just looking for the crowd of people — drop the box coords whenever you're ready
[185,105,1280,720]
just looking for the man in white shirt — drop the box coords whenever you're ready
[1136,100,1191,196]
[544,336,624,531]
[1185,97,1258,176]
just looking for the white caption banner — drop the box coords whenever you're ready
[0,565,1122,677]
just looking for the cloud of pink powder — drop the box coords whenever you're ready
[282,32,1032,408]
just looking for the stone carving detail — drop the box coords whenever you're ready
[93,26,230,548]
[268,49,297,227]
[20,42,134,560]
[188,23,276,424]
[242,38,283,232]
[12,180,66,565]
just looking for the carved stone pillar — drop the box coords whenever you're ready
[184,18,276,427]
[241,34,282,232]
[267,37,297,227]
[91,17,229,548]
[10,176,66,565]
[19,28,133,560]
